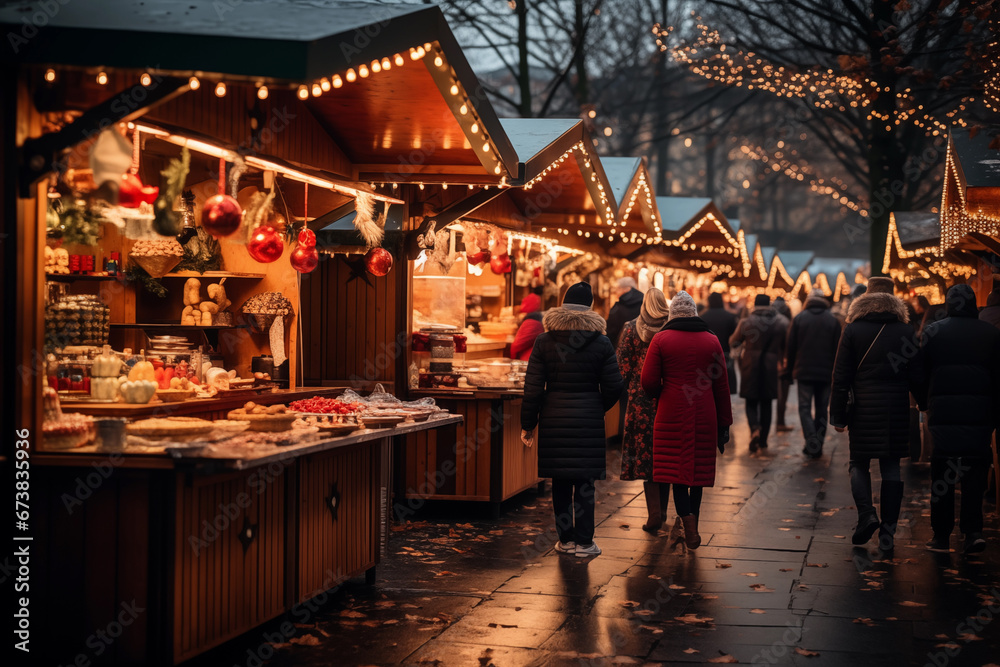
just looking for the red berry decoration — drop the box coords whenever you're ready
[364,247,393,276]
[201,194,243,238]
[247,225,284,263]
[490,253,512,275]
[298,228,316,248]
[290,243,319,273]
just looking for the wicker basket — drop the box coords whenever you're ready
[227,411,298,432]
[155,389,197,403]
[131,254,182,278]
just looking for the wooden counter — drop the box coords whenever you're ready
[399,389,542,518]
[31,414,461,666]
[59,386,347,420]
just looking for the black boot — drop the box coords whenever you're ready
[641,482,663,533]
[850,463,878,544]
[877,480,905,553]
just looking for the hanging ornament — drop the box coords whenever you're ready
[290,243,319,273]
[247,225,284,263]
[490,252,512,275]
[118,173,159,208]
[364,247,393,276]
[202,194,242,238]
[298,228,316,248]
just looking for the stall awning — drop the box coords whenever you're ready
[883,212,941,275]
[600,157,661,240]
[941,128,1000,249]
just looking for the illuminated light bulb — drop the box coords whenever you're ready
[494,164,502,175]
[449,84,459,96]
[442,183,448,190]
[312,83,323,97]
[332,75,343,88]
[603,126,613,136]
[418,183,424,190]
[459,104,468,115]
[482,142,490,152]
[587,109,596,118]
[395,53,405,66]
[188,76,200,90]
[320,78,331,92]
[358,64,369,78]
[140,72,152,86]
[96,71,108,85]
[382,57,392,70]
[434,56,443,67]
[297,85,309,100]
[215,81,227,97]
[470,122,479,134]
[371,60,381,73]
[410,48,420,60]
[257,85,269,100]
[346,68,357,82]
[44,68,56,82]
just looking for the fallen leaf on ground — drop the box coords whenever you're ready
[669,584,685,590]
[854,617,876,626]
[648,574,662,580]
[620,524,631,530]
[934,634,950,639]
[958,633,983,641]
[456,523,474,529]
[935,643,961,650]
[750,608,766,614]
[683,647,699,654]
[779,527,792,531]
[740,572,759,577]
[489,530,504,536]
[289,635,320,646]
[820,510,838,517]
[834,535,846,539]
[340,610,366,618]
[794,647,820,657]
[268,642,290,650]
[886,617,897,621]
[640,624,664,634]
[474,535,490,542]
[782,519,794,523]
[797,503,812,507]
[676,613,714,626]
[797,585,810,591]
[899,600,927,607]
[806,563,828,568]
[944,568,959,575]
[488,622,518,629]
[716,563,733,569]
[707,653,739,663]
[813,478,826,483]
[633,609,655,617]
[621,600,640,608]
[382,619,398,625]
[699,594,720,600]
[520,540,533,546]
[779,568,794,572]
[432,571,457,577]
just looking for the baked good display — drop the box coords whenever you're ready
[227,401,298,432]
[125,416,215,438]
[42,388,96,450]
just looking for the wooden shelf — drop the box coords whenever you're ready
[162,271,265,279]
[111,323,242,330]
[45,273,120,282]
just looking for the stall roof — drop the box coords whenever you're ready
[893,212,941,247]
[778,251,815,279]
[729,219,742,233]
[602,157,644,209]
[500,118,582,182]
[658,197,714,233]
[600,157,661,237]
[2,0,517,182]
[950,129,1000,188]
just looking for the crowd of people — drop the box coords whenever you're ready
[518,276,1000,559]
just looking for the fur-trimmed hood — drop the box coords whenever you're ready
[543,307,607,334]
[846,292,909,324]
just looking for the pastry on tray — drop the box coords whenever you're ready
[126,416,215,438]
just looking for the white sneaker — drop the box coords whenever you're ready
[575,542,601,558]
[554,541,576,553]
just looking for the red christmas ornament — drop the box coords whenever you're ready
[247,225,284,263]
[298,228,316,248]
[364,247,393,276]
[201,194,242,238]
[119,173,159,208]
[490,253,512,275]
[290,243,319,273]
[466,250,491,266]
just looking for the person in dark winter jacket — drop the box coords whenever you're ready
[701,292,738,394]
[606,278,644,347]
[521,282,623,558]
[641,291,733,550]
[785,288,842,458]
[772,297,794,433]
[730,294,789,452]
[831,277,920,553]
[916,284,1000,555]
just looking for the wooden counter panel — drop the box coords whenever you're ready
[296,444,377,599]
[173,468,286,662]
[499,398,540,499]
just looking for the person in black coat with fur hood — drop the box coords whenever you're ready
[521,282,623,559]
[831,277,921,553]
[916,284,1000,555]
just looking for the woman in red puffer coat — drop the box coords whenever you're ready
[641,291,733,549]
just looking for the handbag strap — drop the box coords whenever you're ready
[857,324,887,371]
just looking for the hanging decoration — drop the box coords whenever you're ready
[201,159,242,239]
[353,191,388,248]
[489,227,512,275]
[175,227,222,273]
[88,129,132,192]
[290,183,319,273]
[119,173,158,208]
[364,247,393,276]
[247,225,284,263]
[462,224,492,266]
[151,147,190,236]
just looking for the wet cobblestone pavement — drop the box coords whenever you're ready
[190,396,1000,666]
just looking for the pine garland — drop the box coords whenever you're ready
[175,227,222,273]
[124,261,168,297]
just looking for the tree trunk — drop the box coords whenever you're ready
[517,0,532,117]
[573,0,589,106]
[655,0,670,194]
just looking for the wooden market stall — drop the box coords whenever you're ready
[0,2,514,663]
[768,250,814,298]
[806,257,868,301]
